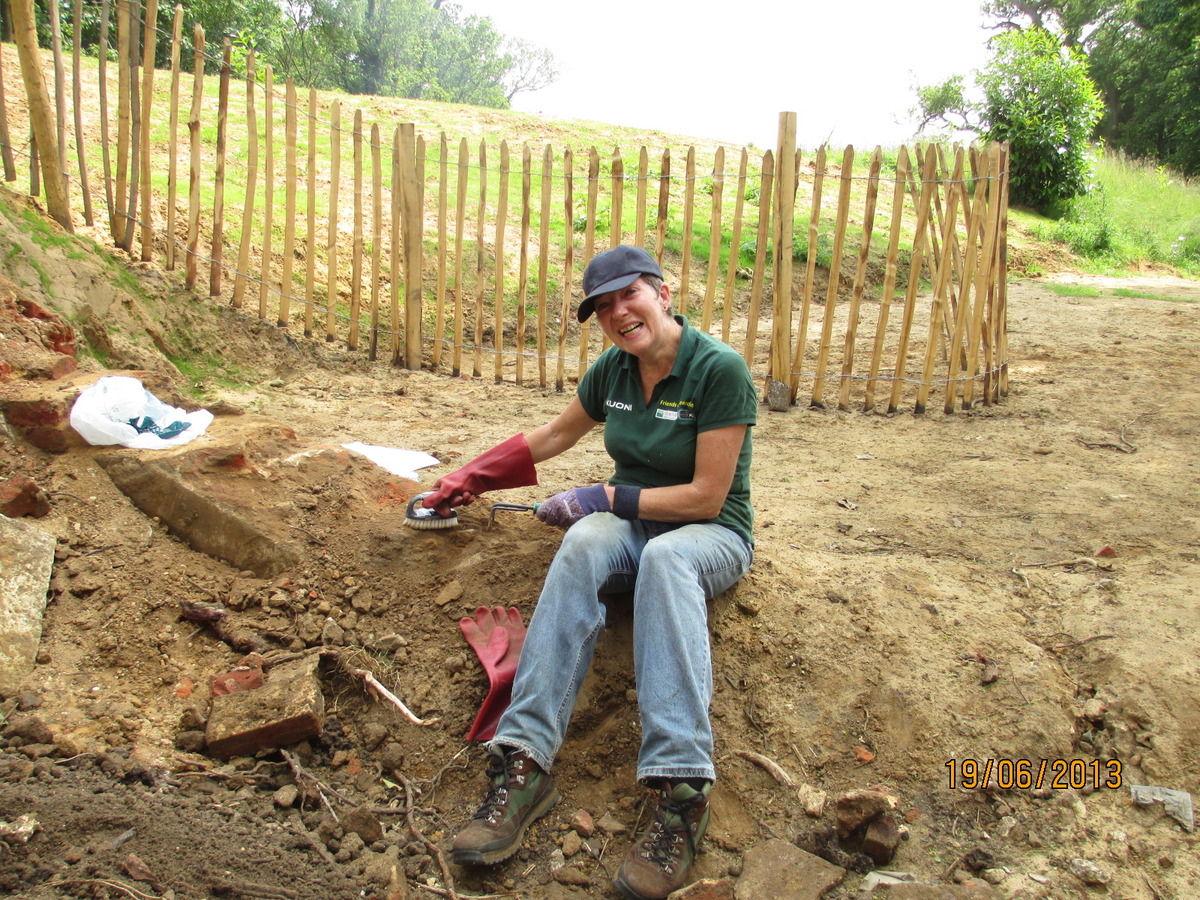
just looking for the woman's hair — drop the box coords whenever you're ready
[641,274,664,296]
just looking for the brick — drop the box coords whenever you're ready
[204,653,325,758]
[0,476,50,518]
[862,813,902,865]
[833,789,894,838]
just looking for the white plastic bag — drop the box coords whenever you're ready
[70,375,214,449]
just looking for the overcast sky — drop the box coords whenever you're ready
[460,0,994,148]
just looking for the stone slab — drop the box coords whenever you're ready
[736,839,845,900]
[0,515,56,696]
[873,884,1002,899]
[96,449,303,578]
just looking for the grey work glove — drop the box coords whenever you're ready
[534,484,610,529]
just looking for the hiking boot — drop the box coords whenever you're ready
[450,747,560,866]
[614,780,712,900]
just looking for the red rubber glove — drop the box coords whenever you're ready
[423,434,538,517]
[460,606,526,741]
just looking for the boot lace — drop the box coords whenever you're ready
[639,792,702,871]
[471,752,519,823]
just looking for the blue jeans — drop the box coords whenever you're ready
[491,513,753,783]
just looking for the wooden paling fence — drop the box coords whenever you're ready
[0,1,1010,414]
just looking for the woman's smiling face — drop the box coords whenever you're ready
[593,277,674,356]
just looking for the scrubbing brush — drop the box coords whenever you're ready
[404,491,459,530]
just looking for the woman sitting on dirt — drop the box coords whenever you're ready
[421,244,757,900]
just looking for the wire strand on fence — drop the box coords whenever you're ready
[5,18,1009,411]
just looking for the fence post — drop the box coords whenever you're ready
[138,0,158,261]
[231,51,257,310]
[0,38,16,181]
[367,121,381,358]
[399,123,422,370]
[304,88,317,337]
[121,0,140,253]
[493,140,510,382]
[838,147,883,411]
[47,0,68,192]
[721,148,748,344]
[97,0,114,230]
[701,146,725,333]
[324,100,340,342]
[9,0,72,232]
[184,23,203,289]
[209,40,230,298]
[280,79,298,329]
[678,146,695,315]
[556,147,574,392]
[165,3,183,267]
[71,0,94,225]
[348,108,363,349]
[258,66,275,319]
[864,146,911,412]
[768,111,796,410]
[743,149,773,369]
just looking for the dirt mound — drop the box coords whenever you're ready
[2,201,1200,899]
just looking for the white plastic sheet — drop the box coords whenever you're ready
[341,441,440,479]
[69,375,214,449]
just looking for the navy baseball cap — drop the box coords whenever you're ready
[577,245,663,323]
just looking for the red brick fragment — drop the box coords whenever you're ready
[0,476,51,518]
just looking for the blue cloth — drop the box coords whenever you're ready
[492,514,752,782]
[128,416,191,439]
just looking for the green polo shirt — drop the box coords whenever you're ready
[577,316,757,545]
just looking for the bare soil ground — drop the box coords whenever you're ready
[1,199,1199,900]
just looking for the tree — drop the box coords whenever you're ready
[273,0,556,110]
[976,27,1104,211]
[1088,0,1200,175]
[982,0,1110,48]
[178,0,289,73]
[502,38,557,104]
[271,1,356,91]
[913,75,978,134]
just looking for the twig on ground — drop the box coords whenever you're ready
[733,749,797,787]
[280,749,347,821]
[1015,557,1112,570]
[395,771,459,900]
[426,744,470,801]
[412,884,518,899]
[788,741,809,775]
[47,491,88,503]
[344,665,434,726]
[941,851,966,881]
[1041,632,1117,652]
[1076,429,1138,453]
[178,599,266,653]
[282,823,336,865]
[207,875,299,899]
[46,880,163,900]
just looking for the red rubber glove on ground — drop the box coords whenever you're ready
[460,606,526,741]
[423,434,538,517]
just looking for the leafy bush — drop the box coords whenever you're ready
[979,28,1104,213]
